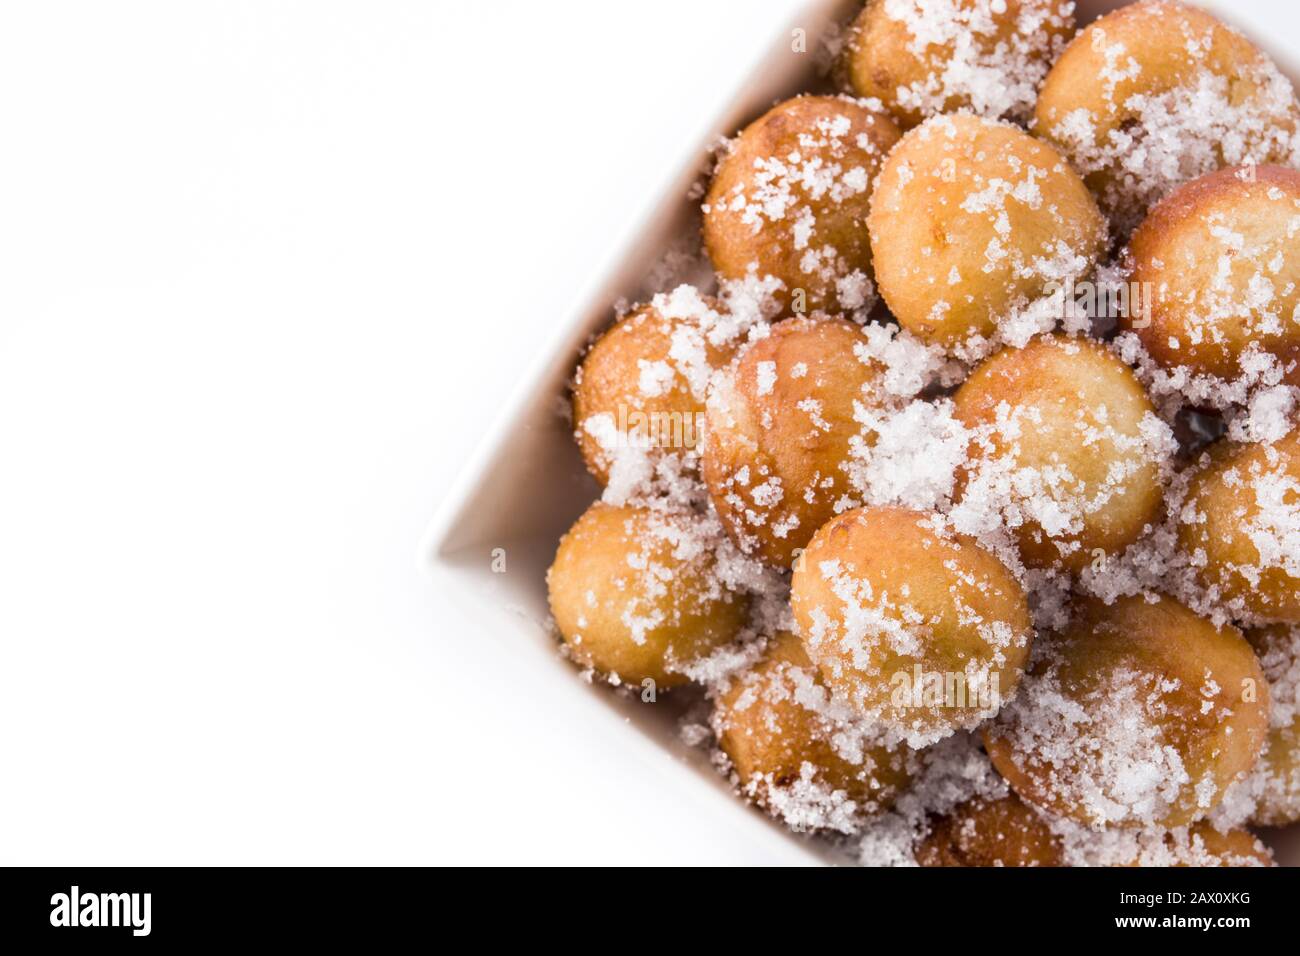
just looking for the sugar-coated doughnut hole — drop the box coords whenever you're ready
[1171,826,1274,867]
[1116,824,1274,867]
[1244,624,1300,826]
[1124,164,1300,385]
[867,113,1105,352]
[572,299,738,485]
[713,631,915,832]
[790,505,1033,743]
[841,0,1075,129]
[952,334,1170,573]
[985,595,1270,828]
[914,793,1063,867]
[1178,426,1300,624]
[703,95,900,316]
[547,502,748,687]
[1034,0,1300,231]
[703,316,886,569]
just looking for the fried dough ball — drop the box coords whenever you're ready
[915,793,1063,867]
[985,595,1270,828]
[1178,426,1300,624]
[572,296,738,485]
[547,502,748,687]
[1243,624,1300,826]
[952,334,1171,573]
[703,95,900,316]
[1173,826,1274,867]
[713,631,915,832]
[867,113,1106,353]
[790,506,1033,743]
[1034,0,1300,231]
[841,0,1075,129]
[703,316,885,569]
[1113,824,1274,867]
[1124,165,1300,385]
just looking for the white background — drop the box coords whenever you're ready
[0,0,1291,866]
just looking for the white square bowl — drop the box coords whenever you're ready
[423,0,1300,865]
